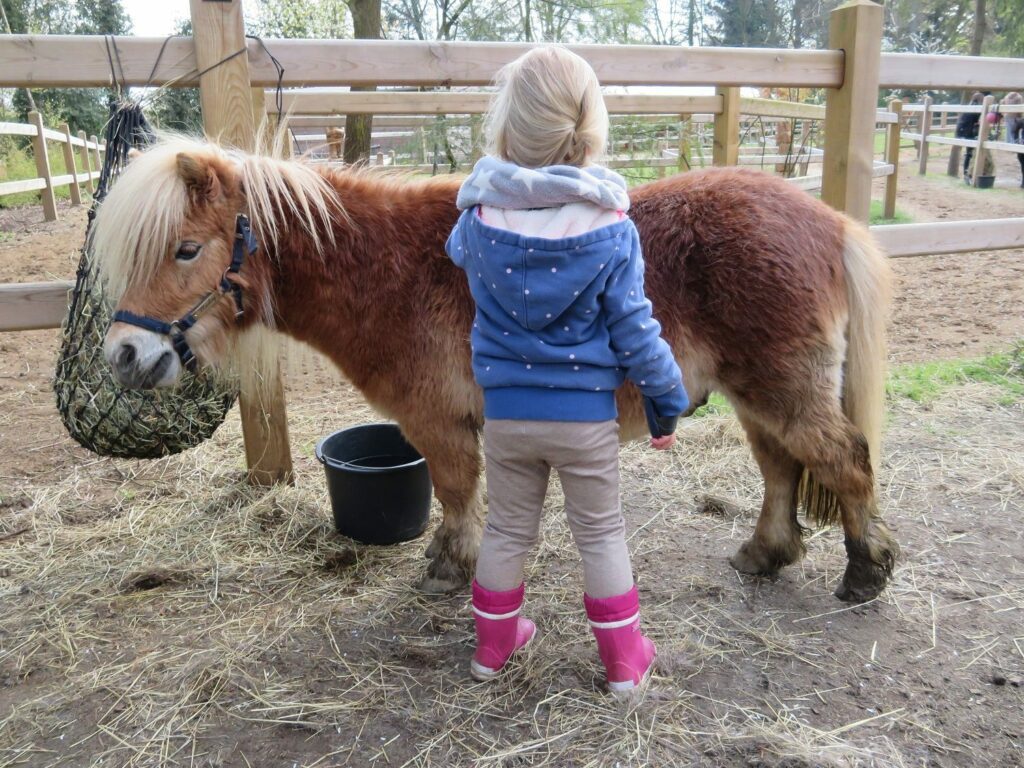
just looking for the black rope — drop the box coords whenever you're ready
[140,33,287,133]
[144,34,180,90]
[246,34,286,125]
[103,35,125,96]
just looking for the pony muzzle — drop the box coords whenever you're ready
[104,324,182,389]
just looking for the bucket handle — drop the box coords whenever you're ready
[315,435,424,472]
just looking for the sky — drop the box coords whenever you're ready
[122,0,190,36]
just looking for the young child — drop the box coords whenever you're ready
[446,46,688,695]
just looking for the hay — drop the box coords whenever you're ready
[2,367,1022,766]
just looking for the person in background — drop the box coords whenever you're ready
[956,92,984,184]
[1002,92,1024,188]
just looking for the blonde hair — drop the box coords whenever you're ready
[485,46,608,168]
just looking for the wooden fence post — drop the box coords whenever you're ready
[884,99,902,219]
[190,0,294,486]
[90,136,102,177]
[470,115,483,162]
[971,94,995,187]
[821,0,883,224]
[712,86,740,167]
[77,130,94,193]
[28,111,58,222]
[59,123,83,206]
[677,116,691,172]
[917,95,932,175]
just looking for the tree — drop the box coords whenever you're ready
[705,0,787,47]
[344,0,382,163]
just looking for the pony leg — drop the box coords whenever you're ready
[729,417,806,576]
[402,419,484,593]
[782,405,899,603]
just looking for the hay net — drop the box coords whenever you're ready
[54,102,238,459]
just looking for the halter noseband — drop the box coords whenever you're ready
[112,213,257,373]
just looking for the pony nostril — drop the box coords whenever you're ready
[117,343,138,370]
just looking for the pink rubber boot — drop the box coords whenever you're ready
[470,581,537,681]
[584,585,656,695]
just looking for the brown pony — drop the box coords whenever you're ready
[93,137,897,603]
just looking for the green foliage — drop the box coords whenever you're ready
[690,392,733,418]
[254,0,350,37]
[146,20,203,135]
[887,349,1024,406]
[0,140,82,208]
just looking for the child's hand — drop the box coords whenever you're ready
[650,434,676,451]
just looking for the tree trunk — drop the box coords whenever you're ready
[970,0,985,56]
[343,0,381,164]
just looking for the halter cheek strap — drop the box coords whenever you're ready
[113,213,258,373]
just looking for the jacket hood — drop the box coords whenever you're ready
[454,208,630,332]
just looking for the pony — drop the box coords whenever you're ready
[93,136,898,603]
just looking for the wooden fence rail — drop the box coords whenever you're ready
[1,115,106,221]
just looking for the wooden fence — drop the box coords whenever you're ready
[1,112,106,220]
[1,0,1023,485]
[901,100,1024,186]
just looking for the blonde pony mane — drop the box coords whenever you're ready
[91,133,339,300]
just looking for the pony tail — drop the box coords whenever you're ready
[800,218,892,527]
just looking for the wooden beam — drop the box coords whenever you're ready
[0,121,38,137]
[276,90,724,116]
[821,0,883,224]
[77,130,94,193]
[677,117,691,172]
[0,35,844,88]
[90,135,102,176]
[59,123,83,206]
[0,281,72,332]
[28,111,57,222]
[879,52,1024,90]
[917,95,931,175]
[871,218,1024,257]
[739,97,826,120]
[0,178,48,196]
[712,86,740,167]
[883,99,902,219]
[190,0,293,486]
[971,95,995,187]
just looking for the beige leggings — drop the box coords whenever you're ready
[476,419,635,599]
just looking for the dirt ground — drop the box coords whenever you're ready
[1,151,1022,767]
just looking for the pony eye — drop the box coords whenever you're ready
[176,241,202,261]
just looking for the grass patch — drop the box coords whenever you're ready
[887,347,1024,406]
[690,391,732,418]
[869,198,913,224]
[0,141,84,208]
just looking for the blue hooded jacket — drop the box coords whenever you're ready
[446,207,688,426]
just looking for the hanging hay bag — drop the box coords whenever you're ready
[54,102,238,459]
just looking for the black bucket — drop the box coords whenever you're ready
[315,423,432,545]
[976,175,996,189]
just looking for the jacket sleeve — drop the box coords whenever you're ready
[445,211,468,268]
[601,223,689,429]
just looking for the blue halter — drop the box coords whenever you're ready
[112,213,258,373]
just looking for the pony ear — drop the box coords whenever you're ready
[176,152,222,202]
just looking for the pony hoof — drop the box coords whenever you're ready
[418,549,471,594]
[418,574,465,594]
[834,559,890,603]
[729,549,777,577]
[729,537,803,576]
[835,535,896,602]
